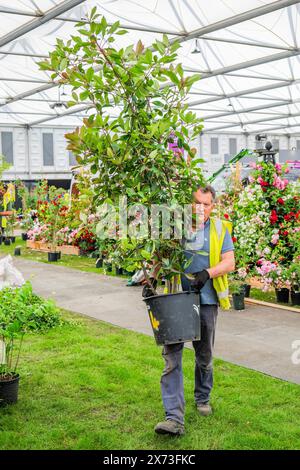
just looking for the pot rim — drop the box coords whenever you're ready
[0,372,20,383]
[143,290,198,301]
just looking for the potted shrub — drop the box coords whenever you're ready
[288,262,300,306]
[14,246,21,256]
[0,282,62,405]
[229,275,246,310]
[45,195,64,262]
[40,10,205,345]
[271,267,290,304]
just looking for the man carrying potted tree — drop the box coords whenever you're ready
[154,185,235,436]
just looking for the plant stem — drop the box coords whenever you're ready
[14,334,24,374]
[141,262,157,295]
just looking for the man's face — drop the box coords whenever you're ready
[193,189,214,222]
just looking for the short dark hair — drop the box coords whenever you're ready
[197,184,216,202]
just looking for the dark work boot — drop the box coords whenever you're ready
[196,403,212,416]
[154,419,184,436]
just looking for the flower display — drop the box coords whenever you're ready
[217,161,300,292]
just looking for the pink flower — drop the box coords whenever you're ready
[256,259,277,276]
[271,233,279,244]
[273,174,289,190]
[275,163,282,173]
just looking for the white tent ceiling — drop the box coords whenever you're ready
[0,0,300,135]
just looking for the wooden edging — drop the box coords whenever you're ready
[244,297,300,313]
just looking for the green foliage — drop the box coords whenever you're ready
[0,282,64,377]
[0,155,10,179]
[39,11,205,292]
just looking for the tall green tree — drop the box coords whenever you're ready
[40,9,205,293]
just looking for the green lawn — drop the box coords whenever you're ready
[0,310,300,450]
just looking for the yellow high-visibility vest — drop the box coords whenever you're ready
[209,217,232,310]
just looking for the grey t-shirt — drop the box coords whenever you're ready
[181,218,234,305]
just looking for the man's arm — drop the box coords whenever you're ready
[207,250,235,279]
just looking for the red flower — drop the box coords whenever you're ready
[224,213,229,220]
[282,230,289,236]
[232,236,237,243]
[277,198,284,205]
[270,210,278,225]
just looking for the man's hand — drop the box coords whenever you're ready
[191,270,210,292]
[142,278,158,298]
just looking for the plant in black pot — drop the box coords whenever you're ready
[41,10,205,345]
[5,210,17,244]
[229,275,246,311]
[288,262,300,306]
[14,246,21,256]
[45,195,64,262]
[0,317,23,406]
[0,282,63,406]
[270,266,290,304]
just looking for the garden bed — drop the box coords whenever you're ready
[26,240,80,256]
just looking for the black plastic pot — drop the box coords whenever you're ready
[143,291,201,346]
[14,247,21,256]
[4,238,11,246]
[21,233,28,241]
[0,374,20,406]
[10,236,16,243]
[95,258,103,269]
[48,252,60,262]
[116,267,123,275]
[232,293,245,310]
[275,288,289,304]
[243,284,251,297]
[291,290,300,306]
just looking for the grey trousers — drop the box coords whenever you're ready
[160,304,218,425]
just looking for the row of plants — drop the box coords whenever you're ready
[17,175,99,257]
[217,161,300,307]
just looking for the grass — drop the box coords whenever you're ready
[0,310,300,450]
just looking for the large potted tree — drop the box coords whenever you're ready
[40,9,205,345]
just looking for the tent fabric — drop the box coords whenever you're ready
[0,0,299,135]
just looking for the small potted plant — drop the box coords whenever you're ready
[0,282,62,406]
[288,261,300,306]
[272,267,290,304]
[46,196,64,262]
[14,246,21,256]
[229,274,246,310]
[0,321,22,406]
